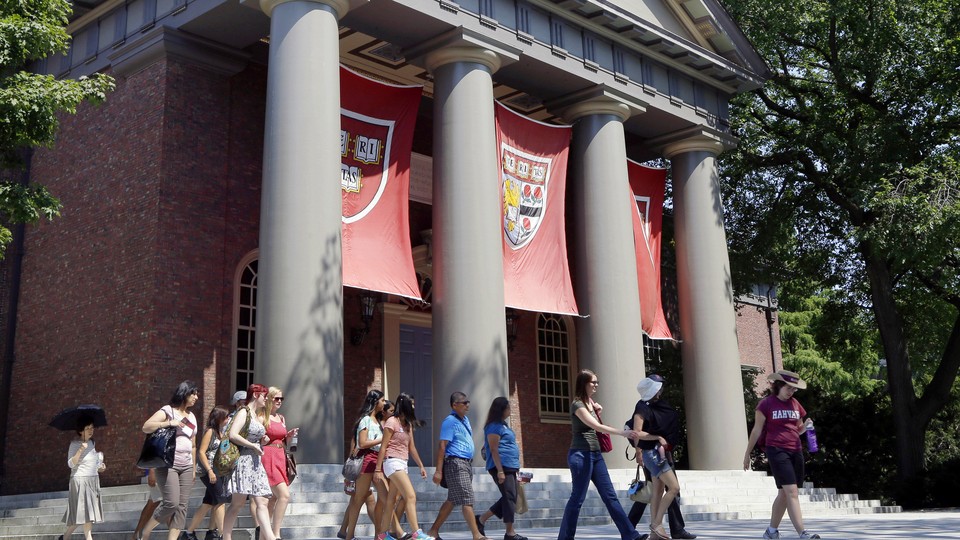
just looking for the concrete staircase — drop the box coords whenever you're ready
[0,465,901,539]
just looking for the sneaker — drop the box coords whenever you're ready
[413,530,434,540]
[204,530,221,540]
[183,532,200,540]
[475,516,486,537]
[763,529,780,539]
[337,532,347,540]
[798,532,820,539]
[672,531,697,540]
[400,533,413,540]
[377,534,395,540]
[504,535,528,540]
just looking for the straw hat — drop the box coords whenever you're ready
[767,369,807,389]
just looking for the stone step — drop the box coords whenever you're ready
[0,466,901,539]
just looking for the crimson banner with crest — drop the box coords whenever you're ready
[496,102,579,315]
[628,160,672,339]
[341,66,422,299]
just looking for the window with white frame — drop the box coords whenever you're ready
[537,313,572,417]
[234,257,257,392]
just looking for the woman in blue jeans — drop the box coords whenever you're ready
[558,369,641,540]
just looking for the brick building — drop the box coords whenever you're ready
[0,0,774,495]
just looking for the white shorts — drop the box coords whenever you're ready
[383,457,408,478]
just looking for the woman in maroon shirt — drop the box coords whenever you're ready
[744,370,821,540]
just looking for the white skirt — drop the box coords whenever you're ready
[62,475,104,525]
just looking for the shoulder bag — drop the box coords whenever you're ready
[213,406,251,476]
[592,401,613,453]
[137,406,176,469]
[628,463,653,503]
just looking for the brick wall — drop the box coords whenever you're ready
[2,55,267,494]
[735,296,782,393]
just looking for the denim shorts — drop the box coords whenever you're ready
[641,448,672,478]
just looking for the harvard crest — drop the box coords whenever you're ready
[341,110,396,223]
[502,144,551,248]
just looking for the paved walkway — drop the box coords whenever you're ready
[424,511,960,540]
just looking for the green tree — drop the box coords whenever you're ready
[721,0,960,505]
[0,0,114,254]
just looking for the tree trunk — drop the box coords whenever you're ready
[861,249,924,499]
[862,246,960,506]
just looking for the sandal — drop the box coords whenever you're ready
[649,526,670,540]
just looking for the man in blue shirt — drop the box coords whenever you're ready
[427,392,488,540]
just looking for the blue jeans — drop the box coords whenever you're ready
[558,450,640,540]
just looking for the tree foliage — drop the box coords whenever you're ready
[721,0,960,505]
[0,0,114,257]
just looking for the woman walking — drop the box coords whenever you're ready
[632,375,683,540]
[744,370,821,539]
[373,393,433,540]
[183,406,231,540]
[477,397,527,540]
[60,418,105,540]
[221,384,276,540]
[262,386,299,540]
[558,369,640,540]
[343,390,399,540]
[140,381,200,540]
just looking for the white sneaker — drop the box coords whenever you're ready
[762,529,780,539]
[798,532,820,539]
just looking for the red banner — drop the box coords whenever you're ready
[496,102,579,315]
[628,161,672,339]
[340,66,422,299]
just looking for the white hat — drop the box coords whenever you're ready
[636,377,663,402]
[231,390,247,405]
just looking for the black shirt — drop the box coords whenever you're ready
[629,398,680,450]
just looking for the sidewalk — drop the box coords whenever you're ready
[423,511,960,540]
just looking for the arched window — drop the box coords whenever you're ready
[233,255,258,392]
[537,313,574,418]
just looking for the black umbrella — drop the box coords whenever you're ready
[49,404,108,431]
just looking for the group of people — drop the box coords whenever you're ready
[560,368,820,540]
[337,390,527,540]
[58,369,822,540]
[58,381,298,540]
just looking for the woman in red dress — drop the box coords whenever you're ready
[261,386,298,540]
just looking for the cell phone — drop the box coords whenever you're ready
[181,418,195,430]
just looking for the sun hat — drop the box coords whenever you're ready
[231,390,247,405]
[768,369,807,389]
[636,376,663,401]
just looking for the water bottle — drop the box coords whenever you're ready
[805,419,819,453]
[344,480,356,495]
[289,435,298,453]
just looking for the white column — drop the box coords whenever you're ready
[556,94,646,469]
[424,45,510,461]
[256,0,348,464]
[664,130,748,470]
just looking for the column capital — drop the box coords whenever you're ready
[258,0,349,18]
[406,28,520,74]
[546,85,647,123]
[649,126,739,158]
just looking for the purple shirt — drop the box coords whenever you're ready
[757,395,806,452]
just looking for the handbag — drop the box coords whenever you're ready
[137,406,177,469]
[515,480,529,514]
[285,451,298,483]
[137,426,176,469]
[342,453,362,481]
[213,406,251,476]
[593,401,613,453]
[628,463,653,503]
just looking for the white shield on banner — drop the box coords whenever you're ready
[501,143,551,249]
[341,110,395,224]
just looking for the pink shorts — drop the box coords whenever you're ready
[360,449,379,474]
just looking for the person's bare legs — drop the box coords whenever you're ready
[64,524,79,538]
[345,474,375,539]
[426,501,453,538]
[81,522,93,540]
[269,482,291,538]
[133,499,161,539]
[221,494,247,540]
[781,484,807,533]
[460,505,483,540]
[380,471,422,535]
[769,488,788,529]
[250,496,276,540]
[651,470,680,537]
[186,503,212,534]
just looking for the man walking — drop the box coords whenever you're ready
[428,392,489,540]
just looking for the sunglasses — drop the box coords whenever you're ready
[274,397,284,403]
